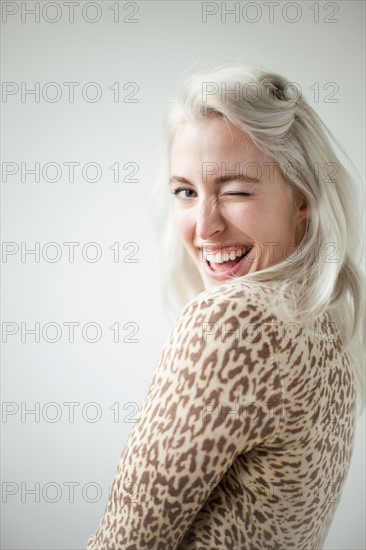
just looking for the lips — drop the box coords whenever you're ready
[204,246,253,281]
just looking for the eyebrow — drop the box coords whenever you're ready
[169,173,262,186]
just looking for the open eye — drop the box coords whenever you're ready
[170,187,196,198]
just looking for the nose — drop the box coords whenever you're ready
[195,196,225,241]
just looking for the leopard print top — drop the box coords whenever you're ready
[86,280,357,550]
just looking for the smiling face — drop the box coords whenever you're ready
[169,116,309,291]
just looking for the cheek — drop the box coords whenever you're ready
[226,202,255,218]
[229,204,260,233]
[246,200,295,241]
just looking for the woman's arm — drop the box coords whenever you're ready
[86,291,283,549]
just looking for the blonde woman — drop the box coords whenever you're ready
[87,64,365,549]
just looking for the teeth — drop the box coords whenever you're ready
[203,247,250,264]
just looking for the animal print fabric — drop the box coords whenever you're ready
[86,280,356,549]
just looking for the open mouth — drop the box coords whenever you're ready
[205,246,253,275]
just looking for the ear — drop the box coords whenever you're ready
[293,189,310,223]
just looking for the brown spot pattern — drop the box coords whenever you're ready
[86,281,356,549]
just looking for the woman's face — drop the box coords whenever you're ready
[169,117,309,291]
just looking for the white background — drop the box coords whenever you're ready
[1,1,365,548]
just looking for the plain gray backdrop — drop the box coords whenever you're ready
[1,1,365,548]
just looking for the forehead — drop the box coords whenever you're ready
[171,117,266,165]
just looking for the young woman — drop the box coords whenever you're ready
[87,64,365,549]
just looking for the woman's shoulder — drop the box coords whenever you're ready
[178,279,283,324]
[167,279,290,361]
